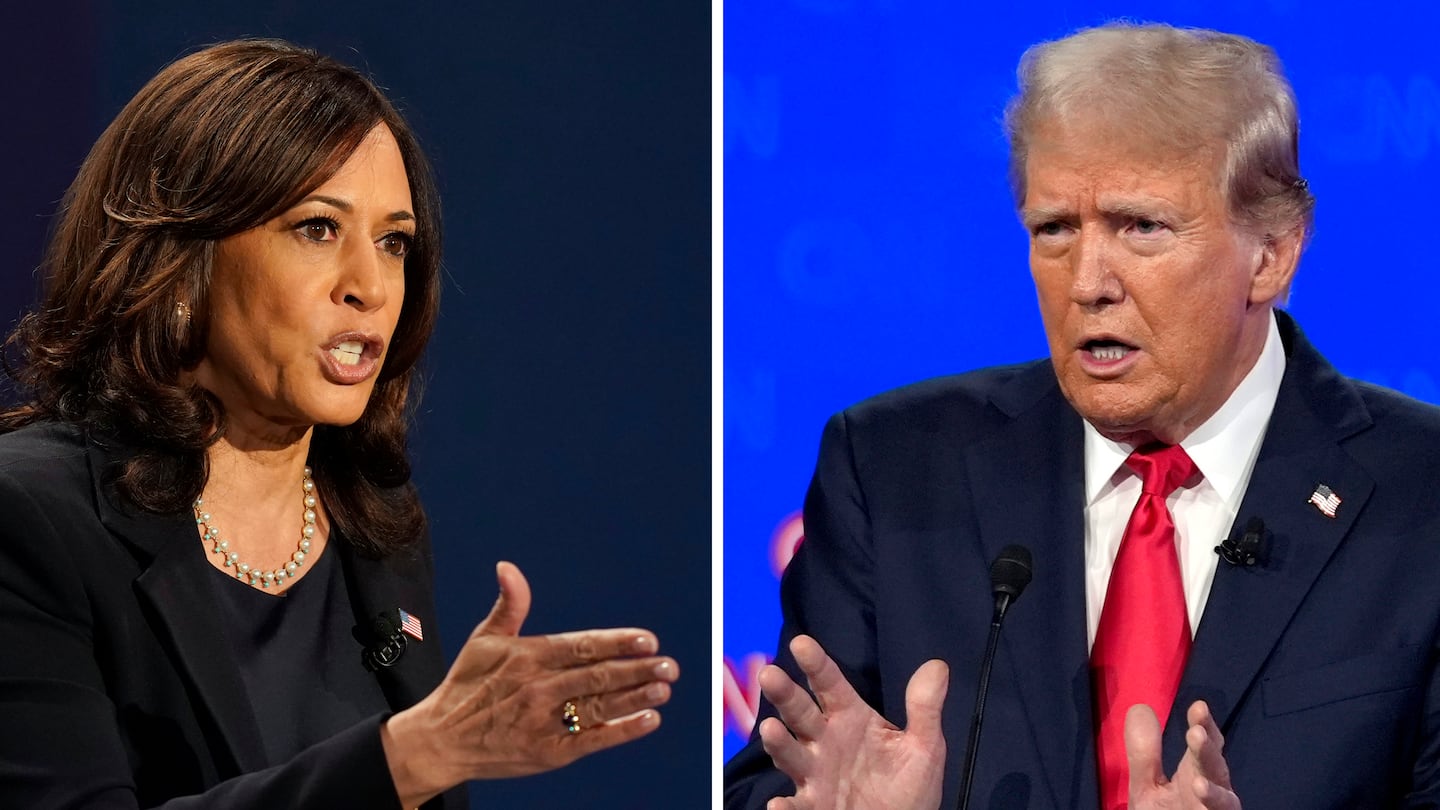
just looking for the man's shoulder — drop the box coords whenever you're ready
[839,359,1055,430]
[1342,379,1440,474]
[1351,379,1440,431]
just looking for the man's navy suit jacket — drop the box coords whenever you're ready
[725,312,1440,808]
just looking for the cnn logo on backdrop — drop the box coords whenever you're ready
[723,512,804,738]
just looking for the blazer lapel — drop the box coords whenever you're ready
[1162,315,1375,765]
[339,533,457,810]
[964,366,1098,810]
[88,441,268,775]
[338,541,444,712]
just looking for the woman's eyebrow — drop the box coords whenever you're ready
[299,194,414,222]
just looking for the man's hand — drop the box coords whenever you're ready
[1127,700,1241,810]
[757,634,949,810]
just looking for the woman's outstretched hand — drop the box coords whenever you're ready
[381,561,678,806]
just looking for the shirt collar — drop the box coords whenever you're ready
[1082,312,1286,506]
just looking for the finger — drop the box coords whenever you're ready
[559,707,661,760]
[472,561,532,638]
[548,656,677,701]
[789,635,862,714]
[758,663,826,741]
[1185,700,1232,789]
[541,627,660,666]
[1190,773,1242,810]
[1124,703,1167,799]
[902,659,950,744]
[767,797,806,810]
[759,715,812,780]
[579,679,672,725]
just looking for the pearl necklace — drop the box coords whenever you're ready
[193,466,317,590]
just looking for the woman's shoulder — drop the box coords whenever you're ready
[0,421,93,496]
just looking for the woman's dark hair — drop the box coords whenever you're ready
[0,39,442,556]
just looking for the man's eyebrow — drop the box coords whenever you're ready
[1096,197,1180,220]
[1020,206,1068,228]
[300,194,415,223]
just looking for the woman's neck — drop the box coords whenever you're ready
[199,427,328,588]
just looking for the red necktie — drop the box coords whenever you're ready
[1091,443,1198,810]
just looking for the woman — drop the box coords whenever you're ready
[0,39,678,808]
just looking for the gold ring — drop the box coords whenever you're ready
[562,699,581,734]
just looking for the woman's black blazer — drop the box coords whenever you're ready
[0,422,464,808]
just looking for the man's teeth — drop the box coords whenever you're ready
[1088,344,1130,362]
[329,341,365,366]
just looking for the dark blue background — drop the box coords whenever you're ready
[1,3,709,807]
[723,0,1440,759]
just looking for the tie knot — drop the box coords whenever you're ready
[1125,443,1197,497]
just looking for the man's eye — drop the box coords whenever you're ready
[1134,219,1164,234]
[1036,222,1064,237]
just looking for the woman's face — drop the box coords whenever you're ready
[193,123,414,436]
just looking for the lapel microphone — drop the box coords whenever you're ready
[957,545,1034,810]
[1215,516,1266,567]
[360,609,408,672]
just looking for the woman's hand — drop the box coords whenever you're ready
[381,561,678,805]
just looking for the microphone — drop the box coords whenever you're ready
[1214,517,1265,567]
[360,609,408,671]
[957,545,1034,810]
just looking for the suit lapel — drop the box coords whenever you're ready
[88,441,268,775]
[964,366,1099,810]
[1162,314,1375,764]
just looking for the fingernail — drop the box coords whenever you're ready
[653,660,673,678]
[634,635,657,654]
[646,683,667,701]
[640,711,659,727]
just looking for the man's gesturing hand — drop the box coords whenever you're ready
[1127,700,1241,810]
[757,634,949,810]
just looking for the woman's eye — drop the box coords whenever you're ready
[298,218,339,242]
[379,233,413,258]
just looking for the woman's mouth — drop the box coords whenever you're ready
[319,333,385,383]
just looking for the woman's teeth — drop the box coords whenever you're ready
[330,341,365,366]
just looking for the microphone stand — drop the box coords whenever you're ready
[957,592,1013,810]
[957,545,1031,810]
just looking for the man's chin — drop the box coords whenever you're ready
[1067,395,1168,446]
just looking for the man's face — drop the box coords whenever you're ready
[1022,126,1295,445]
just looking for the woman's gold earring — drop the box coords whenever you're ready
[175,301,192,323]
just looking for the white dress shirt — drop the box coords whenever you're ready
[1083,314,1286,648]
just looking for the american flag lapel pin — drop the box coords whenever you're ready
[398,608,424,642]
[1307,484,1342,518]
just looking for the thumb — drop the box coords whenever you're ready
[473,561,531,638]
[902,659,950,744]
[1125,703,1167,799]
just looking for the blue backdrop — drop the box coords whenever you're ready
[722,0,1440,759]
[1,3,709,807]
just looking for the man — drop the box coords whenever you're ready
[724,22,1440,810]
